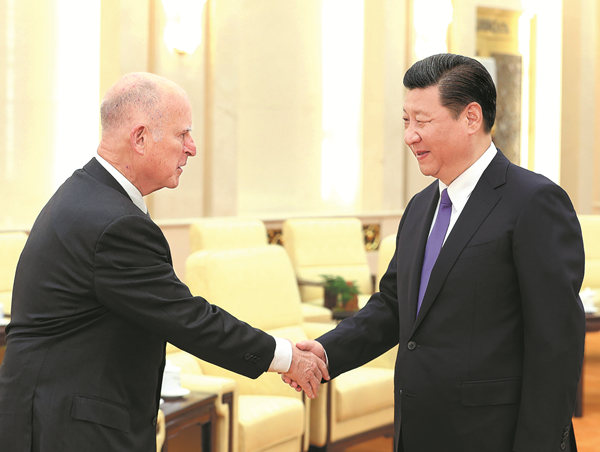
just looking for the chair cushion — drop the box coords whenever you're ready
[186,246,303,331]
[0,232,27,316]
[0,232,27,291]
[238,395,304,452]
[189,219,267,253]
[300,304,333,323]
[580,215,600,291]
[283,218,373,302]
[166,350,203,375]
[283,218,367,267]
[376,234,396,288]
[334,367,394,422]
[0,292,12,316]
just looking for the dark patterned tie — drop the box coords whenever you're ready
[417,189,452,314]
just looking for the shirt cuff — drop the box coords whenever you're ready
[268,336,293,372]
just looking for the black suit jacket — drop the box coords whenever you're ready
[0,158,275,451]
[318,151,585,452]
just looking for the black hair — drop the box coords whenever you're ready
[403,53,496,133]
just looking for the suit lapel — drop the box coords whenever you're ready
[83,157,130,200]
[405,184,440,321]
[412,151,509,332]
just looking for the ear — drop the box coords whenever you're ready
[464,102,483,134]
[129,125,147,155]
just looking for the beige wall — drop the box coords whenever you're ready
[2,0,600,233]
[201,0,411,218]
[561,0,600,214]
[363,0,411,211]
[0,0,59,230]
[152,0,412,220]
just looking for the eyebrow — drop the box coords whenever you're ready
[402,108,430,116]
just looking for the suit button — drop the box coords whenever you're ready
[407,341,417,350]
[151,416,157,427]
[244,353,252,360]
[560,442,566,451]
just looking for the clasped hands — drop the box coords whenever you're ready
[280,340,329,399]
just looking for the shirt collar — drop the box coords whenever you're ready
[95,153,148,214]
[438,142,497,212]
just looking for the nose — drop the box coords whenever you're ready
[404,124,421,147]
[185,134,197,156]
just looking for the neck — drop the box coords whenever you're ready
[440,134,492,185]
[97,142,140,192]
[464,134,492,169]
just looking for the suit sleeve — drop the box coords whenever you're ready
[511,183,585,451]
[92,215,275,379]
[317,203,410,378]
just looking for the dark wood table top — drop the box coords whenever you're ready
[586,312,600,332]
[0,319,8,346]
[161,392,217,419]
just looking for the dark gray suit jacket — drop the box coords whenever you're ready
[318,151,585,452]
[0,158,275,451]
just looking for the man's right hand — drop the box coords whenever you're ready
[281,340,329,397]
[281,341,329,399]
[296,340,326,362]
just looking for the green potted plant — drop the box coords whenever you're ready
[321,275,359,311]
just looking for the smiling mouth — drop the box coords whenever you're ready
[415,150,429,159]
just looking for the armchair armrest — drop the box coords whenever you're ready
[179,373,237,452]
[302,321,337,340]
[297,277,325,287]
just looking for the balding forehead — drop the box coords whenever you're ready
[100,72,189,133]
[105,73,175,99]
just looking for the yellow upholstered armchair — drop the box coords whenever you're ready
[282,218,373,311]
[189,217,331,323]
[579,215,600,309]
[186,245,394,451]
[186,245,310,452]
[0,231,28,316]
[156,408,166,451]
[165,346,238,452]
[376,234,396,289]
[190,218,269,253]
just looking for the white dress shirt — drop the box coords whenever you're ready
[94,155,293,372]
[95,153,148,214]
[430,142,498,243]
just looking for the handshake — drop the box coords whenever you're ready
[281,340,330,399]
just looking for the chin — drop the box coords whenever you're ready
[417,166,433,177]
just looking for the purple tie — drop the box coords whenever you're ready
[417,189,452,314]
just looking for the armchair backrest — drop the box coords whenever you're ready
[0,231,28,315]
[189,218,267,253]
[579,214,600,290]
[282,218,372,301]
[185,245,303,331]
[376,234,396,289]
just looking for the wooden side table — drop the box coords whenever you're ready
[575,313,600,417]
[0,321,8,364]
[331,309,357,322]
[161,392,218,452]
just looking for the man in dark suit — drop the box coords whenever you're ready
[0,72,327,452]
[289,54,586,451]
